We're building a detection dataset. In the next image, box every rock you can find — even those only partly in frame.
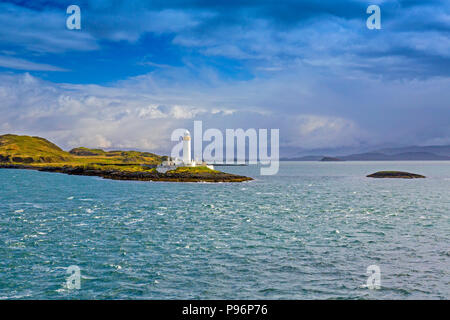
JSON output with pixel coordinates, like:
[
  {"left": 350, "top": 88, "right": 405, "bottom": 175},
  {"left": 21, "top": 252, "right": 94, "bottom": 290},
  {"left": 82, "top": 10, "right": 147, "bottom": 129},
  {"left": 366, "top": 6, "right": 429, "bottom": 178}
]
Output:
[{"left": 367, "top": 171, "right": 426, "bottom": 179}]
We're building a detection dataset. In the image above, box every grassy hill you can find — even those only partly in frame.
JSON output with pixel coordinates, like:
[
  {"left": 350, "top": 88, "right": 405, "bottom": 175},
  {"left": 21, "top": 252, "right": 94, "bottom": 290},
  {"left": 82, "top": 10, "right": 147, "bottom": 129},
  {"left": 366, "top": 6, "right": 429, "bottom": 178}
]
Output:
[
  {"left": 0, "top": 134, "right": 73, "bottom": 163},
  {"left": 0, "top": 134, "right": 163, "bottom": 169}
]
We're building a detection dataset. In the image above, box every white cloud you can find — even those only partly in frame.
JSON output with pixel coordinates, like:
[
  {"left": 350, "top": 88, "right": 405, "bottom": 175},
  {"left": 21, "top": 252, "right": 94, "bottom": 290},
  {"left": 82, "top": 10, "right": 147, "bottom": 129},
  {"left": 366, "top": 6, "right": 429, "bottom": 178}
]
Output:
[
  {"left": 68, "top": 134, "right": 112, "bottom": 149},
  {"left": 1, "top": 65, "right": 449, "bottom": 156},
  {"left": 0, "top": 55, "right": 68, "bottom": 71},
  {"left": 0, "top": 3, "right": 99, "bottom": 53},
  {"left": 0, "top": 73, "right": 240, "bottom": 154}
]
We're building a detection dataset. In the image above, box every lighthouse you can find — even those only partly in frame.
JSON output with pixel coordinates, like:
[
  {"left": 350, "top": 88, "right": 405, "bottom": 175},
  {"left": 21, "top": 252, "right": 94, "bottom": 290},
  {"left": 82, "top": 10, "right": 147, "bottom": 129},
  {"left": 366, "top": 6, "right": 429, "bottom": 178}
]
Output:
[
  {"left": 182, "top": 130, "right": 191, "bottom": 164},
  {"left": 156, "top": 128, "right": 214, "bottom": 173}
]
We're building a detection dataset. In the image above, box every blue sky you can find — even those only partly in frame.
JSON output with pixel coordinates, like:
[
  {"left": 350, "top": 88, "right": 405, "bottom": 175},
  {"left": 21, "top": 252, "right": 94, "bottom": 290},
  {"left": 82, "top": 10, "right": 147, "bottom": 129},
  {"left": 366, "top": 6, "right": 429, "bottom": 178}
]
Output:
[{"left": 0, "top": 0, "right": 449, "bottom": 155}]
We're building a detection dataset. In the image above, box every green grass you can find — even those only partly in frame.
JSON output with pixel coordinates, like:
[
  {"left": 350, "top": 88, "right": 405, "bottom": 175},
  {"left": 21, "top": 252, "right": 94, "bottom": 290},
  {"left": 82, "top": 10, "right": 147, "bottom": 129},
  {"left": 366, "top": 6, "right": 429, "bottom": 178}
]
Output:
[
  {"left": 69, "top": 147, "right": 162, "bottom": 164},
  {"left": 69, "top": 147, "right": 107, "bottom": 156},
  {"left": 167, "top": 166, "right": 219, "bottom": 174},
  {"left": 0, "top": 134, "right": 163, "bottom": 172},
  {"left": 77, "top": 164, "right": 156, "bottom": 173}
]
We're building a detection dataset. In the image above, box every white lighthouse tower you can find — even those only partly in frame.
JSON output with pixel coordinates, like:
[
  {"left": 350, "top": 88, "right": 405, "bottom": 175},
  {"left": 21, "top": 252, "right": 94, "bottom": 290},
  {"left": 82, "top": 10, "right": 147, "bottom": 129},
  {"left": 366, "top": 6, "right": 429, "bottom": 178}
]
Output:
[
  {"left": 182, "top": 130, "right": 191, "bottom": 165},
  {"left": 156, "top": 128, "right": 214, "bottom": 173}
]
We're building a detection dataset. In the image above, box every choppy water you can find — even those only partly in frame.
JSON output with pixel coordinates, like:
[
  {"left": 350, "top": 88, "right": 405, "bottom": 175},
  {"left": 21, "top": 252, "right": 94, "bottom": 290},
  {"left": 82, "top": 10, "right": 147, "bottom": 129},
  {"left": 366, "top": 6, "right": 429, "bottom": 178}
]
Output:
[{"left": 0, "top": 162, "right": 449, "bottom": 299}]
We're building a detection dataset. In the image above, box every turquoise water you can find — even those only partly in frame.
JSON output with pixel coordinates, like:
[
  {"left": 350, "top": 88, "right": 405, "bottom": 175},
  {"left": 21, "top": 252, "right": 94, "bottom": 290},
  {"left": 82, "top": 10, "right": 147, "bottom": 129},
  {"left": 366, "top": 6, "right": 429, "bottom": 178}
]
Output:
[{"left": 0, "top": 162, "right": 449, "bottom": 299}]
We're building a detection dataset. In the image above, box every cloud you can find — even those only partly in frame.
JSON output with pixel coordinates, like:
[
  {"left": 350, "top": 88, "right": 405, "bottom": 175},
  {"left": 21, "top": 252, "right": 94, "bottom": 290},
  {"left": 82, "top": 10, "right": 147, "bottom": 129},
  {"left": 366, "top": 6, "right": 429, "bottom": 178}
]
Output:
[
  {"left": 0, "top": 72, "right": 238, "bottom": 153},
  {"left": 85, "top": 9, "right": 209, "bottom": 43},
  {"left": 0, "top": 55, "right": 67, "bottom": 71},
  {"left": 1, "top": 69, "right": 449, "bottom": 156},
  {"left": 0, "top": 2, "right": 98, "bottom": 53},
  {"left": 290, "top": 115, "right": 364, "bottom": 149}
]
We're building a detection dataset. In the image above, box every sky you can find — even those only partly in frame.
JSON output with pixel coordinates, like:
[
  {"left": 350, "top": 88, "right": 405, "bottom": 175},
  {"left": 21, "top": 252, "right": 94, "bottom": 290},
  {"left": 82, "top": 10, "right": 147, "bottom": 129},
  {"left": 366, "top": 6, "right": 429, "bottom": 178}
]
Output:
[{"left": 0, "top": 0, "right": 449, "bottom": 156}]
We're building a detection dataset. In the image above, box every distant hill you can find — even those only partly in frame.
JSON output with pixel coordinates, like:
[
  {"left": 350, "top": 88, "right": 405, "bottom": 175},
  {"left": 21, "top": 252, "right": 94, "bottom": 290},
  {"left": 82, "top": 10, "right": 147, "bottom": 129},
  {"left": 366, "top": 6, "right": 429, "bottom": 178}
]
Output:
[
  {"left": 388, "top": 152, "right": 450, "bottom": 160},
  {"left": 282, "top": 145, "right": 450, "bottom": 161},
  {"left": 280, "top": 155, "right": 324, "bottom": 161},
  {"left": 374, "top": 145, "right": 450, "bottom": 157},
  {"left": 340, "top": 152, "right": 450, "bottom": 161}
]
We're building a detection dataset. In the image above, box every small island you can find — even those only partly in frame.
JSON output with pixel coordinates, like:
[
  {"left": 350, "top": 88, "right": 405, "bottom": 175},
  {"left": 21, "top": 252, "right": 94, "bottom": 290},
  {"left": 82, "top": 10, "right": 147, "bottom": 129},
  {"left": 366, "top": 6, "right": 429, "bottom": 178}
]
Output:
[
  {"left": 367, "top": 171, "right": 426, "bottom": 179},
  {"left": 0, "top": 134, "right": 252, "bottom": 183},
  {"left": 320, "top": 156, "right": 343, "bottom": 162}
]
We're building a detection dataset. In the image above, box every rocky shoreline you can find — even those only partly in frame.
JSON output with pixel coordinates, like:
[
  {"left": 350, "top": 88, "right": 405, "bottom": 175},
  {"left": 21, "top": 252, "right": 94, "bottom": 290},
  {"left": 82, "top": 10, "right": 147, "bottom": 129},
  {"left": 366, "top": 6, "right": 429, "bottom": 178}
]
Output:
[{"left": 0, "top": 164, "right": 253, "bottom": 183}]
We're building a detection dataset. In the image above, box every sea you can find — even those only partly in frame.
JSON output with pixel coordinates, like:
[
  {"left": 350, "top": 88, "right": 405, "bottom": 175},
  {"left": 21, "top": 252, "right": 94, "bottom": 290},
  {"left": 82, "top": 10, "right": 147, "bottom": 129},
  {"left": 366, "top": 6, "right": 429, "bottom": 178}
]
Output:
[{"left": 0, "top": 161, "right": 449, "bottom": 299}]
